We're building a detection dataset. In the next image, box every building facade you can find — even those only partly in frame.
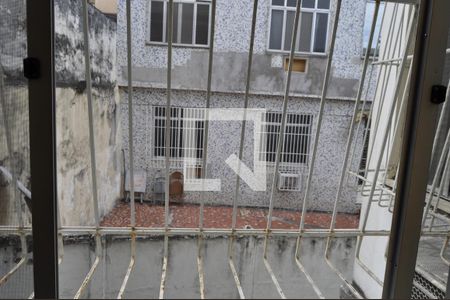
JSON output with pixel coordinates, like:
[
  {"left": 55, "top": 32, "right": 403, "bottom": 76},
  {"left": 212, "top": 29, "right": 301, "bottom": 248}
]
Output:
[{"left": 116, "top": 0, "right": 373, "bottom": 213}]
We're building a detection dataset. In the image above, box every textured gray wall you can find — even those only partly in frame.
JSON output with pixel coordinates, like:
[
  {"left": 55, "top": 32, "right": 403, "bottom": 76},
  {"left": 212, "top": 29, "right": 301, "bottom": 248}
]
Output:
[
  {"left": 116, "top": 0, "right": 368, "bottom": 213},
  {"left": 120, "top": 88, "right": 364, "bottom": 213},
  {"left": 116, "top": 0, "right": 369, "bottom": 98}
]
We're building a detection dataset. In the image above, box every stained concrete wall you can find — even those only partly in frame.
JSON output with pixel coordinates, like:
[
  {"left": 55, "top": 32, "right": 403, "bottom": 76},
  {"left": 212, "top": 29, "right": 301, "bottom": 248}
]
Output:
[
  {"left": 0, "top": 1, "right": 30, "bottom": 226},
  {"left": 0, "top": 235, "right": 356, "bottom": 298},
  {"left": 56, "top": 87, "right": 122, "bottom": 226},
  {"left": 0, "top": 0, "right": 123, "bottom": 226},
  {"left": 54, "top": 0, "right": 122, "bottom": 226}
]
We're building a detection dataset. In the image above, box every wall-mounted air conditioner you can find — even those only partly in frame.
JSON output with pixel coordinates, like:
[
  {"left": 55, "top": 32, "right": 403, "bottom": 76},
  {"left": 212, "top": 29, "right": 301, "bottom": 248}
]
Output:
[{"left": 278, "top": 172, "right": 301, "bottom": 191}]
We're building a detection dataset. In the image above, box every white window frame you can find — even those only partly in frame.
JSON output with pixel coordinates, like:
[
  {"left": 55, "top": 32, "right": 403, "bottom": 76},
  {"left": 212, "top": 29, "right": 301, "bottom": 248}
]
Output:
[
  {"left": 152, "top": 106, "right": 206, "bottom": 166},
  {"left": 146, "top": 0, "right": 212, "bottom": 48},
  {"left": 258, "top": 111, "right": 313, "bottom": 167},
  {"left": 267, "top": 0, "right": 331, "bottom": 56}
]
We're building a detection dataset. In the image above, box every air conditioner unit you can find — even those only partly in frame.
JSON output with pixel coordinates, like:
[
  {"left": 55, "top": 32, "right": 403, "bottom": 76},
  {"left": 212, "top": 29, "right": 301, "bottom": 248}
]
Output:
[{"left": 278, "top": 172, "right": 301, "bottom": 191}]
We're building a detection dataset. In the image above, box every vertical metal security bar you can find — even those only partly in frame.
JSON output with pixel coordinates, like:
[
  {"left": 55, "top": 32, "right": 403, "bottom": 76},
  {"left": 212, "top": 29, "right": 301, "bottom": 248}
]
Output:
[
  {"left": 27, "top": 0, "right": 59, "bottom": 296},
  {"left": 357, "top": 3, "right": 405, "bottom": 198},
  {"left": 0, "top": 66, "right": 27, "bottom": 286},
  {"left": 293, "top": 1, "right": 342, "bottom": 299},
  {"left": 440, "top": 237, "right": 450, "bottom": 266},
  {"left": 347, "top": 2, "right": 388, "bottom": 181},
  {"left": 429, "top": 83, "right": 450, "bottom": 228},
  {"left": 197, "top": 1, "right": 216, "bottom": 298},
  {"left": 28, "top": 202, "right": 64, "bottom": 299},
  {"left": 198, "top": 0, "right": 216, "bottom": 231},
  {"left": 160, "top": 0, "right": 174, "bottom": 298},
  {"left": 323, "top": 1, "right": 381, "bottom": 298},
  {"left": 117, "top": 0, "right": 136, "bottom": 298},
  {"left": 355, "top": 4, "right": 417, "bottom": 287},
  {"left": 422, "top": 75, "right": 450, "bottom": 228},
  {"left": 423, "top": 130, "right": 450, "bottom": 227},
  {"left": 427, "top": 95, "right": 450, "bottom": 224},
  {"left": 376, "top": 60, "right": 413, "bottom": 209},
  {"left": 366, "top": 4, "right": 408, "bottom": 197},
  {"left": 430, "top": 79, "right": 450, "bottom": 173},
  {"left": 352, "top": 2, "right": 401, "bottom": 189},
  {"left": 74, "top": 1, "right": 102, "bottom": 298},
  {"left": 263, "top": 0, "right": 302, "bottom": 298},
  {"left": 384, "top": 0, "right": 450, "bottom": 297},
  {"left": 227, "top": 0, "right": 258, "bottom": 298}
]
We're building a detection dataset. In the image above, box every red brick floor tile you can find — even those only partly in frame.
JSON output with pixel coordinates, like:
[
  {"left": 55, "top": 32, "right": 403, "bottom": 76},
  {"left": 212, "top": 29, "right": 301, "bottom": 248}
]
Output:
[{"left": 100, "top": 201, "right": 360, "bottom": 229}]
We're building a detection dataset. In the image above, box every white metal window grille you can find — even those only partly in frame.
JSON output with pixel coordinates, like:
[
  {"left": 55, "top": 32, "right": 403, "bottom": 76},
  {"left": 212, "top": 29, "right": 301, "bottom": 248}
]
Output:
[
  {"left": 268, "top": 0, "right": 330, "bottom": 54},
  {"left": 259, "top": 111, "right": 313, "bottom": 166},
  {"left": 153, "top": 106, "right": 205, "bottom": 164},
  {"left": 3, "top": 0, "right": 450, "bottom": 299},
  {"left": 147, "top": 0, "right": 212, "bottom": 46}
]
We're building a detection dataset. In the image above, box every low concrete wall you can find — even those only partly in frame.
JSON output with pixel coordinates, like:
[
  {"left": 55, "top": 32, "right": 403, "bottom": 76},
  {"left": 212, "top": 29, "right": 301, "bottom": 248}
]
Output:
[
  {"left": 59, "top": 236, "right": 356, "bottom": 298},
  {"left": 0, "top": 235, "right": 356, "bottom": 298}
]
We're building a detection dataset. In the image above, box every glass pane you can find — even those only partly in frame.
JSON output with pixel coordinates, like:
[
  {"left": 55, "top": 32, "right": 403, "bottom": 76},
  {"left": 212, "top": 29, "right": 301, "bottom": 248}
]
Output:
[
  {"left": 317, "top": 0, "right": 330, "bottom": 9},
  {"left": 284, "top": 11, "right": 295, "bottom": 51},
  {"left": 150, "top": 1, "right": 164, "bottom": 42},
  {"left": 287, "top": 0, "right": 297, "bottom": 7},
  {"left": 195, "top": 4, "right": 209, "bottom": 45},
  {"left": 171, "top": 3, "right": 179, "bottom": 43},
  {"left": 313, "top": 13, "right": 328, "bottom": 52},
  {"left": 181, "top": 3, "right": 194, "bottom": 44},
  {"left": 269, "top": 10, "right": 284, "bottom": 50},
  {"left": 272, "top": 0, "right": 285, "bottom": 6},
  {"left": 302, "top": 0, "right": 315, "bottom": 8},
  {"left": 298, "top": 12, "right": 313, "bottom": 52},
  {"left": 363, "top": 2, "right": 385, "bottom": 56}
]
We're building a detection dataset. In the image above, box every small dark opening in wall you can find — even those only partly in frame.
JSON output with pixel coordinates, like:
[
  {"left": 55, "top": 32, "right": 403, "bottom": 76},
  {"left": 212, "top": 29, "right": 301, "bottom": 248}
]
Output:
[
  {"left": 75, "top": 80, "right": 87, "bottom": 94},
  {"left": 284, "top": 57, "right": 307, "bottom": 73}
]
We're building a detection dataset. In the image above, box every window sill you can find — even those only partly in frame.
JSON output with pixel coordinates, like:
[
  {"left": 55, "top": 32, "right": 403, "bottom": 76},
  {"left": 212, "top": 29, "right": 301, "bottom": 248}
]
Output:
[
  {"left": 257, "top": 161, "right": 309, "bottom": 167},
  {"left": 266, "top": 49, "right": 328, "bottom": 58},
  {"left": 145, "top": 41, "right": 210, "bottom": 50}
]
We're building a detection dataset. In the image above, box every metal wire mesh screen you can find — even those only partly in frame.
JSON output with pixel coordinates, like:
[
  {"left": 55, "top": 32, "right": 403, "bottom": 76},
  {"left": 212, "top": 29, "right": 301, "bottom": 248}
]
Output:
[{"left": 411, "top": 271, "right": 446, "bottom": 299}]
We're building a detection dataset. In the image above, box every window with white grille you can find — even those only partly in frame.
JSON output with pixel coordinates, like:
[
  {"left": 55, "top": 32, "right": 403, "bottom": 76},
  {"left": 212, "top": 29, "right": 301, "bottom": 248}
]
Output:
[
  {"left": 259, "top": 112, "right": 313, "bottom": 165},
  {"left": 153, "top": 106, "right": 205, "bottom": 162},
  {"left": 268, "top": 0, "right": 330, "bottom": 54},
  {"left": 147, "top": 0, "right": 211, "bottom": 46}
]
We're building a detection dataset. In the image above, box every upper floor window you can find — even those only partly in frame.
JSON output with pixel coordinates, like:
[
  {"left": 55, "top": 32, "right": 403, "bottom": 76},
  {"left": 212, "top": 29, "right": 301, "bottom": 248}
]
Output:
[
  {"left": 362, "top": 0, "right": 385, "bottom": 57},
  {"left": 268, "top": 0, "right": 330, "bottom": 54},
  {"left": 147, "top": 0, "right": 211, "bottom": 47}
]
